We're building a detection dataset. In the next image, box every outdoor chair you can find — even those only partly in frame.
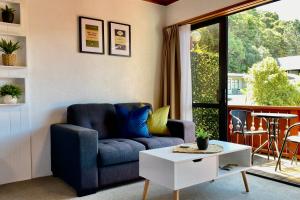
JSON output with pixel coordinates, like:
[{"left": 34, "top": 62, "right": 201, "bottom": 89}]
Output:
[
  {"left": 230, "top": 110, "right": 268, "bottom": 164},
  {"left": 276, "top": 122, "right": 300, "bottom": 171}
]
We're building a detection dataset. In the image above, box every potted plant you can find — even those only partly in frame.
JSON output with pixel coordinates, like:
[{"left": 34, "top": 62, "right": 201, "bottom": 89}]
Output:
[
  {"left": 0, "top": 84, "right": 22, "bottom": 104},
  {"left": 195, "top": 128, "right": 211, "bottom": 150},
  {"left": 1, "top": 5, "right": 16, "bottom": 23},
  {"left": 0, "top": 39, "right": 20, "bottom": 66}
]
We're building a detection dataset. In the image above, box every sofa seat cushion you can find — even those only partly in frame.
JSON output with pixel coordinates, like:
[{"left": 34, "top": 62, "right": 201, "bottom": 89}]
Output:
[
  {"left": 98, "top": 139, "right": 146, "bottom": 167},
  {"left": 132, "top": 136, "right": 184, "bottom": 149}
]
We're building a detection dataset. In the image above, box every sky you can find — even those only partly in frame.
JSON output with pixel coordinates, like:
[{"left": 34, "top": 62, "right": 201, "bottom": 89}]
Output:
[{"left": 257, "top": 0, "right": 300, "bottom": 21}]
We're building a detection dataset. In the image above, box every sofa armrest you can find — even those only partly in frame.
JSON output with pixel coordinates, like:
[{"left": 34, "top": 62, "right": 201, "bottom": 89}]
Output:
[
  {"left": 51, "top": 124, "right": 98, "bottom": 196},
  {"left": 167, "top": 120, "right": 196, "bottom": 143}
]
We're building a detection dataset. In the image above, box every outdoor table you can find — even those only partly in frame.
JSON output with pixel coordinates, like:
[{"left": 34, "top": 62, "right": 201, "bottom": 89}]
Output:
[{"left": 251, "top": 112, "right": 297, "bottom": 170}]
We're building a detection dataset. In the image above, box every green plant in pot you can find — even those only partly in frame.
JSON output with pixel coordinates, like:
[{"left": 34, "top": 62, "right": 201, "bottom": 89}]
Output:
[
  {"left": 195, "top": 128, "right": 211, "bottom": 150},
  {"left": 1, "top": 5, "right": 16, "bottom": 23},
  {"left": 0, "top": 84, "right": 22, "bottom": 104},
  {"left": 0, "top": 39, "right": 20, "bottom": 66}
]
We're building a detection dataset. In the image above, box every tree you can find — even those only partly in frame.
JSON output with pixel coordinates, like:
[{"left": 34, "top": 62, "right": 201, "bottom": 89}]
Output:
[
  {"left": 228, "top": 9, "right": 300, "bottom": 73},
  {"left": 228, "top": 33, "right": 246, "bottom": 72},
  {"left": 228, "top": 9, "right": 266, "bottom": 72},
  {"left": 193, "top": 9, "right": 300, "bottom": 73},
  {"left": 245, "top": 57, "right": 300, "bottom": 106},
  {"left": 282, "top": 21, "right": 300, "bottom": 55},
  {"left": 192, "top": 25, "right": 219, "bottom": 53}
]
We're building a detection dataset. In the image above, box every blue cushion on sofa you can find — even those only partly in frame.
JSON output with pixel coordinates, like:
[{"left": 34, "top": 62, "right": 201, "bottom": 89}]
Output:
[{"left": 115, "top": 105, "right": 151, "bottom": 138}]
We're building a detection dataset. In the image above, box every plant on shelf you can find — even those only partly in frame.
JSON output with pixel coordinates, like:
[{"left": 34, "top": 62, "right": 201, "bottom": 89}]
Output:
[
  {"left": 195, "top": 128, "right": 211, "bottom": 150},
  {"left": 0, "top": 38, "right": 21, "bottom": 66},
  {"left": 0, "top": 84, "right": 22, "bottom": 104},
  {"left": 1, "top": 5, "right": 16, "bottom": 23}
]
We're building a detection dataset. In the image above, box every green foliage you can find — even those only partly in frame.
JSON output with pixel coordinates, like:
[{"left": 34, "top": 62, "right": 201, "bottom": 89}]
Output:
[
  {"left": 192, "top": 24, "right": 219, "bottom": 53},
  {"left": 0, "top": 84, "right": 22, "bottom": 98},
  {"left": 193, "top": 9, "right": 300, "bottom": 73},
  {"left": 191, "top": 50, "right": 219, "bottom": 140},
  {"left": 194, "top": 9, "right": 300, "bottom": 73},
  {"left": 1, "top": 5, "right": 16, "bottom": 13},
  {"left": 193, "top": 108, "right": 219, "bottom": 140},
  {"left": 191, "top": 50, "right": 219, "bottom": 103},
  {"left": 245, "top": 57, "right": 300, "bottom": 106},
  {"left": 229, "top": 9, "right": 300, "bottom": 72},
  {"left": 195, "top": 127, "right": 211, "bottom": 139},
  {"left": 0, "top": 39, "right": 20, "bottom": 54}
]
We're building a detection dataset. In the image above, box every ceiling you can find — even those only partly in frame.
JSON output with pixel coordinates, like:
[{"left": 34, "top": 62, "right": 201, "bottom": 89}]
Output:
[{"left": 144, "top": 0, "right": 178, "bottom": 6}]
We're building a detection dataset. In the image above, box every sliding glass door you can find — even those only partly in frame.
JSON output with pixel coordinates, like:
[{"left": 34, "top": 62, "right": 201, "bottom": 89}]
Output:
[{"left": 191, "top": 17, "right": 228, "bottom": 141}]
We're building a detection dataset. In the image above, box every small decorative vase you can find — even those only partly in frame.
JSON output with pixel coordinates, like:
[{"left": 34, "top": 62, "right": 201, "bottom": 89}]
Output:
[
  {"left": 2, "top": 11, "right": 14, "bottom": 23},
  {"left": 196, "top": 137, "right": 209, "bottom": 150},
  {"left": 3, "top": 95, "right": 17, "bottom": 104},
  {"left": 2, "top": 54, "right": 16, "bottom": 66}
]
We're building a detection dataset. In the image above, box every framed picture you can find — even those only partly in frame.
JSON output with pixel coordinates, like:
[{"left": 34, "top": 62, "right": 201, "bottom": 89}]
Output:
[
  {"left": 108, "top": 22, "right": 131, "bottom": 57},
  {"left": 79, "top": 16, "right": 104, "bottom": 54}
]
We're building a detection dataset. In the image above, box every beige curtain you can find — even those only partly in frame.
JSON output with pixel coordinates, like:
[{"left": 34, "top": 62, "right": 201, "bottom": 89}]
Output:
[{"left": 160, "top": 25, "right": 181, "bottom": 119}]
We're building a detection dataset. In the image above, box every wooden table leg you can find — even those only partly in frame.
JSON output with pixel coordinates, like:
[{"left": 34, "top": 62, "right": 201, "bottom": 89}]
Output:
[
  {"left": 173, "top": 190, "right": 179, "bottom": 200},
  {"left": 241, "top": 171, "right": 249, "bottom": 192},
  {"left": 142, "top": 179, "right": 150, "bottom": 200}
]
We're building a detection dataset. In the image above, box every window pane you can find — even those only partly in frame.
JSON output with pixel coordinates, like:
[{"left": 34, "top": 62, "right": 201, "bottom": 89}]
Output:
[{"left": 191, "top": 24, "right": 219, "bottom": 104}]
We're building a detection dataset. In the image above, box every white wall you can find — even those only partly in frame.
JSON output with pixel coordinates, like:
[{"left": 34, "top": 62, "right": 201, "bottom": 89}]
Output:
[
  {"left": 27, "top": 0, "right": 165, "bottom": 178},
  {"left": 166, "top": 0, "right": 245, "bottom": 26}
]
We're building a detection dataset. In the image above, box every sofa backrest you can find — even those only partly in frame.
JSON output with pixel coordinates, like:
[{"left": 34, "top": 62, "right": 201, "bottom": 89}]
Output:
[
  {"left": 67, "top": 104, "right": 117, "bottom": 139},
  {"left": 67, "top": 103, "right": 152, "bottom": 139},
  {"left": 114, "top": 103, "right": 152, "bottom": 112}
]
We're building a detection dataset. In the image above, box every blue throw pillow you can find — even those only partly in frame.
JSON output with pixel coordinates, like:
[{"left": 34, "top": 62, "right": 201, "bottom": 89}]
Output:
[{"left": 115, "top": 105, "right": 151, "bottom": 138}]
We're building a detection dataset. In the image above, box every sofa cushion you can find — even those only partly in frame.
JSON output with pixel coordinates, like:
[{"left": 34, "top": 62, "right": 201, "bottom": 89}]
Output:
[
  {"left": 115, "top": 104, "right": 151, "bottom": 138},
  {"left": 97, "top": 139, "right": 146, "bottom": 167},
  {"left": 147, "top": 106, "right": 170, "bottom": 135},
  {"left": 67, "top": 104, "right": 117, "bottom": 139},
  {"left": 132, "top": 136, "right": 184, "bottom": 149}
]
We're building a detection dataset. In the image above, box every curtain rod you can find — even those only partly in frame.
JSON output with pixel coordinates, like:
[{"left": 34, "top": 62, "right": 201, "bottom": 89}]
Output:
[{"left": 165, "top": 0, "right": 275, "bottom": 29}]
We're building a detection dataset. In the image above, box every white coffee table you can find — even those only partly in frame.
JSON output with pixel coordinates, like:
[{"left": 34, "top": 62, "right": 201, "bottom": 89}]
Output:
[{"left": 139, "top": 140, "right": 252, "bottom": 200}]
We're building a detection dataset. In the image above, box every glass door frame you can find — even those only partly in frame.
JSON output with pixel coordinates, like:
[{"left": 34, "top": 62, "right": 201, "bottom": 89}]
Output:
[{"left": 191, "top": 16, "right": 228, "bottom": 141}]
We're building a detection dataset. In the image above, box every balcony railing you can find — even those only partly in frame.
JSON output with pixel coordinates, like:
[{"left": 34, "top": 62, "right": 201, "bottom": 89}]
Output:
[{"left": 228, "top": 105, "right": 300, "bottom": 159}]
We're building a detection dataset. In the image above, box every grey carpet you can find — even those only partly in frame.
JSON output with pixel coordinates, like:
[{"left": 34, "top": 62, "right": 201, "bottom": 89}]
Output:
[{"left": 0, "top": 174, "right": 299, "bottom": 200}]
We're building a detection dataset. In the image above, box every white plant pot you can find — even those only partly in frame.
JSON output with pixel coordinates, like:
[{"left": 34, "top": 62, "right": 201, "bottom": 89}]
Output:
[{"left": 3, "top": 95, "right": 18, "bottom": 104}]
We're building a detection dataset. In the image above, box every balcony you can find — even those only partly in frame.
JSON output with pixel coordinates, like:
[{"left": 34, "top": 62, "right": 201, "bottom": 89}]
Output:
[
  {"left": 226, "top": 105, "right": 300, "bottom": 186},
  {"left": 228, "top": 105, "right": 300, "bottom": 159}
]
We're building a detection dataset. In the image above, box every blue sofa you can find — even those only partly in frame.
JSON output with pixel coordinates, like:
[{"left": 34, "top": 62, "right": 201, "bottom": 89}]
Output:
[{"left": 51, "top": 103, "right": 195, "bottom": 196}]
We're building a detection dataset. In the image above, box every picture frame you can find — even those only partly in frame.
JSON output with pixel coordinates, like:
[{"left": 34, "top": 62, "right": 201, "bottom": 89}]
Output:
[
  {"left": 79, "top": 16, "right": 105, "bottom": 54},
  {"left": 108, "top": 22, "right": 131, "bottom": 57}
]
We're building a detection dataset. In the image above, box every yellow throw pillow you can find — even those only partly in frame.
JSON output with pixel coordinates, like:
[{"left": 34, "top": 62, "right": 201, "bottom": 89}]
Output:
[{"left": 147, "top": 106, "right": 170, "bottom": 135}]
